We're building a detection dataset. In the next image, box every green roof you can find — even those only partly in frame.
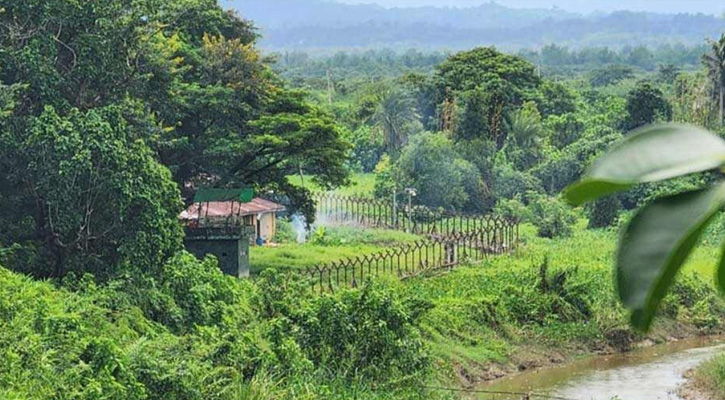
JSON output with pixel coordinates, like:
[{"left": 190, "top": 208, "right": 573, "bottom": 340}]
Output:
[{"left": 193, "top": 188, "right": 254, "bottom": 203}]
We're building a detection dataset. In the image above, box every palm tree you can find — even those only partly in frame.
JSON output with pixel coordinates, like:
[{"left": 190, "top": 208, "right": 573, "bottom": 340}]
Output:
[
  {"left": 370, "top": 85, "right": 420, "bottom": 154},
  {"left": 505, "top": 107, "right": 545, "bottom": 169},
  {"left": 703, "top": 34, "right": 725, "bottom": 125}
]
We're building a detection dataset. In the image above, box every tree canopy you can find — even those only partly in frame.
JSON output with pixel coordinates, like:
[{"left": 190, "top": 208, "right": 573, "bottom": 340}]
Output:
[
  {"left": 0, "top": 0, "right": 349, "bottom": 278},
  {"left": 0, "top": 105, "right": 183, "bottom": 279}
]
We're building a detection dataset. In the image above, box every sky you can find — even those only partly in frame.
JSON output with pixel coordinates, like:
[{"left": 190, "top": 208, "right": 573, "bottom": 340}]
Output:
[{"left": 332, "top": 0, "right": 725, "bottom": 15}]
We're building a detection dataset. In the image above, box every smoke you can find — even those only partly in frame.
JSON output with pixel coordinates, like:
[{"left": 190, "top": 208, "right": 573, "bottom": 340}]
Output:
[{"left": 290, "top": 214, "right": 308, "bottom": 244}]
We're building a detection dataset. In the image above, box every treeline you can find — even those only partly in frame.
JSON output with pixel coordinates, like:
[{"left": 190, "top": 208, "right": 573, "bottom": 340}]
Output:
[
  {"left": 274, "top": 48, "right": 449, "bottom": 81},
  {"left": 518, "top": 42, "right": 709, "bottom": 73},
  {"left": 274, "top": 42, "right": 709, "bottom": 85},
  {"left": 234, "top": 0, "right": 725, "bottom": 51}
]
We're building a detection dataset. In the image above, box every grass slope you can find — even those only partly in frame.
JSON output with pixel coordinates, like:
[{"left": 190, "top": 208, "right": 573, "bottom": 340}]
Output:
[
  {"left": 399, "top": 224, "right": 725, "bottom": 385},
  {"left": 3, "top": 217, "right": 724, "bottom": 399}
]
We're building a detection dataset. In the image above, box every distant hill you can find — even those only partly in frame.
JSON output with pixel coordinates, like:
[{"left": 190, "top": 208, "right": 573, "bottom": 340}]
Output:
[{"left": 226, "top": 0, "right": 725, "bottom": 52}]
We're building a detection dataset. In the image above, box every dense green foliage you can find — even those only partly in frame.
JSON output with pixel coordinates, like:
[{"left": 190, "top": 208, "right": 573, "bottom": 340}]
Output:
[
  {"left": 0, "top": 0, "right": 350, "bottom": 278},
  {"left": 0, "top": 104, "right": 183, "bottom": 279},
  {"left": 287, "top": 38, "right": 725, "bottom": 242},
  {"left": 4, "top": 0, "right": 725, "bottom": 397},
  {"left": 383, "top": 133, "right": 486, "bottom": 211},
  {"left": 565, "top": 124, "right": 725, "bottom": 330},
  {"left": 0, "top": 257, "right": 436, "bottom": 399},
  {"left": 4, "top": 223, "right": 724, "bottom": 399},
  {"left": 623, "top": 81, "right": 672, "bottom": 130}
]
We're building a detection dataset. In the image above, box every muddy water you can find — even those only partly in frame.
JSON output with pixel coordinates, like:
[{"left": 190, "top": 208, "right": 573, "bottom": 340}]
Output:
[{"left": 481, "top": 337, "right": 725, "bottom": 400}]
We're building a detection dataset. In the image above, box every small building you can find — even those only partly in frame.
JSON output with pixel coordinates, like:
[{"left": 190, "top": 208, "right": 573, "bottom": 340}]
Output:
[
  {"left": 181, "top": 198, "right": 286, "bottom": 244},
  {"left": 183, "top": 224, "right": 254, "bottom": 278},
  {"left": 180, "top": 195, "right": 286, "bottom": 278}
]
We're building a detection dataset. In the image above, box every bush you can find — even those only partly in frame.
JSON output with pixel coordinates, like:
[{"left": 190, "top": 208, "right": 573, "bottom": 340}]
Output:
[
  {"left": 527, "top": 194, "right": 578, "bottom": 238},
  {"left": 373, "top": 154, "right": 396, "bottom": 199},
  {"left": 392, "top": 132, "right": 488, "bottom": 211},
  {"left": 0, "top": 265, "right": 244, "bottom": 400},
  {"left": 287, "top": 281, "right": 429, "bottom": 382},
  {"left": 254, "top": 271, "right": 430, "bottom": 384},
  {"left": 494, "top": 196, "right": 532, "bottom": 222},
  {"left": 491, "top": 162, "right": 542, "bottom": 201},
  {"left": 587, "top": 196, "right": 621, "bottom": 228},
  {"left": 104, "top": 252, "right": 255, "bottom": 334},
  {"left": 274, "top": 218, "right": 298, "bottom": 243}
]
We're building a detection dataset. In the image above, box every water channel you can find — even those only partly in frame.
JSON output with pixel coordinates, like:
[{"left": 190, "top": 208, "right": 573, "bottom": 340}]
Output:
[{"left": 479, "top": 337, "right": 725, "bottom": 400}]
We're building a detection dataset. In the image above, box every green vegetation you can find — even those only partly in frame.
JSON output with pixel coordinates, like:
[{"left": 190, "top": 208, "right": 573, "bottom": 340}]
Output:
[
  {"left": 0, "top": 255, "right": 438, "bottom": 400},
  {"left": 690, "top": 356, "right": 725, "bottom": 400},
  {"left": 4, "top": 0, "right": 725, "bottom": 398},
  {"left": 565, "top": 124, "right": 725, "bottom": 330},
  {"left": 237, "top": 0, "right": 725, "bottom": 52},
  {"left": 4, "top": 221, "right": 724, "bottom": 399},
  {"left": 408, "top": 224, "right": 725, "bottom": 381},
  {"left": 252, "top": 226, "right": 420, "bottom": 274}
]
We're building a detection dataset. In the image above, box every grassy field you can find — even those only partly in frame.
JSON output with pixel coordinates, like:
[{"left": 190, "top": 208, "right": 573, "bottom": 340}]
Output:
[
  {"left": 251, "top": 226, "right": 421, "bottom": 274},
  {"left": 288, "top": 173, "right": 376, "bottom": 197}
]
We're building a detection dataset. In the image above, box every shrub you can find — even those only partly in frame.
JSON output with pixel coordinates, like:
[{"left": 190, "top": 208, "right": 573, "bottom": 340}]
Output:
[
  {"left": 106, "top": 252, "right": 255, "bottom": 334},
  {"left": 586, "top": 196, "right": 621, "bottom": 229},
  {"left": 491, "top": 162, "right": 542, "bottom": 200},
  {"left": 274, "top": 218, "right": 298, "bottom": 243},
  {"left": 0, "top": 265, "right": 236, "bottom": 400},
  {"left": 373, "top": 154, "right": 396, "bottom": 199},
  {"left": 293, "top": 282, "right": 429, "bottom": 381},
  {"left": 527, "top": 194, "right": 578, "bottom": 238},
  {"left": 259, "top": 277, "right": 430, "bottom": 383},
  {"left": 494, "top": 196, "right": 532, "bottom": 222},
  {"left": 392, "top": 132, "right": 488, "bottom": 212}
]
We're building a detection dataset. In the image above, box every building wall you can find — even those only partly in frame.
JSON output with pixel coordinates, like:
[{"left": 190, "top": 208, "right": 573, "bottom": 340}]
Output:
[
  {"left": 184, "top": 236, "right": 250, "bottom": 278},
  {"left": 259, "top": 213, "right": 276, "bottom": 241}
]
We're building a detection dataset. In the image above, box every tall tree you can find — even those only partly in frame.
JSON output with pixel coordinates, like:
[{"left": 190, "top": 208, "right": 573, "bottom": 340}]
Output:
[
  {"left": 0, "top": 0, "right": 350, "bottom": 277},
  {"left": 703, "top": 34, "right": 725, "bottom": 125},
  {"left": 0, "top": 0, "right": 349, "bottom": 211},
  {"left": 369, "top": 86, "right": 420, "bottom": 154},
  {"left": 436, "top": 47, "right": 540, "bottom": 103},
  {"left": 0, "top": 104, "right": 183, "bottom": 279},
  {"left": 623, "top": 81, "right": 672, "bottom": 131}
]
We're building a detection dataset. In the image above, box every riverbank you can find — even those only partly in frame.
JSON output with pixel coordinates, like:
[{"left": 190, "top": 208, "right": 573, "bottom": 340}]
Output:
[
  {"left": 680, "top": 353, "right": 725, "bottom": 400},
  {"left": 484, "top": 337, "right": 725, "bottom": 400},
  {"left": 396, "top": 225, "right": 725, "bottom": 394}
]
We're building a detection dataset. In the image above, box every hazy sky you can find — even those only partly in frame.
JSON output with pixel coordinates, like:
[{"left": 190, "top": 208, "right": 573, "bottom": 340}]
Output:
[{"left": 332, "top": 0, "right": 725, "bottom": 15}]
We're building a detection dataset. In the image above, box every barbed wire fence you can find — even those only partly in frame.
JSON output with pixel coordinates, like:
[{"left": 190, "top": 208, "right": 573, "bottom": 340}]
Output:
[
  {"left": 314, "top": 193, "right": 515, "bottom": 237},
  {"left": 300, "top": 194, "right": 520, "bottom": 293},
  {"left": 303, "top": 226, "right": 518, "bottom": 294}
]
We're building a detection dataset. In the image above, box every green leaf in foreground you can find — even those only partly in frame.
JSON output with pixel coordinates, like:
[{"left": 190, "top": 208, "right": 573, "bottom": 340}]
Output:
[
  {"left": 718, "top": 244, "right": 725, "bottom": 296},
  {"left": 617, "top": 183, "right": 725, "bottom": 331},
  {"left": 565, "top": 124, "right": 725, "bottom": 206}
]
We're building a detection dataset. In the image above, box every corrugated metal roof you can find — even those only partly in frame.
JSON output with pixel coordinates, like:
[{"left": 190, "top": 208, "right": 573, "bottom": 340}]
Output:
[{"left": 180, "top": 198, "right": 286, "bottom": 221}]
